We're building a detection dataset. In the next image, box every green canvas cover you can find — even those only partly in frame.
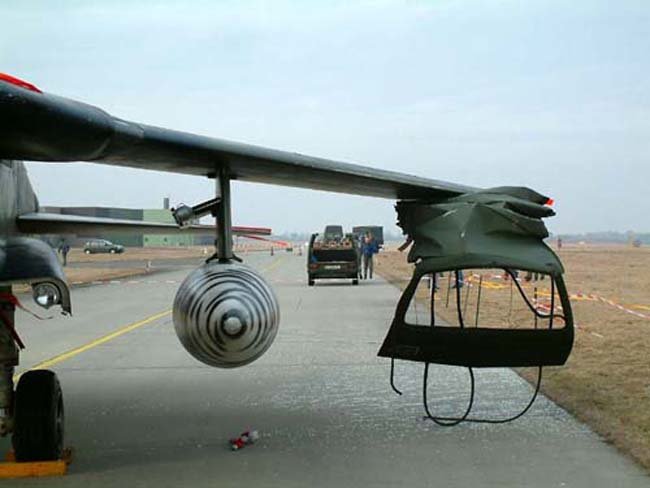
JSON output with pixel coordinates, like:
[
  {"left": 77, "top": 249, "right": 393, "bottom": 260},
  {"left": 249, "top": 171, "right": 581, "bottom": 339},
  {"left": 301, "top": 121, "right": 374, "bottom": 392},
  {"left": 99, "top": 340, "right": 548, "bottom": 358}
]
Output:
[{"left": 397, "top": 187, "right": 564, "bottom": 276}]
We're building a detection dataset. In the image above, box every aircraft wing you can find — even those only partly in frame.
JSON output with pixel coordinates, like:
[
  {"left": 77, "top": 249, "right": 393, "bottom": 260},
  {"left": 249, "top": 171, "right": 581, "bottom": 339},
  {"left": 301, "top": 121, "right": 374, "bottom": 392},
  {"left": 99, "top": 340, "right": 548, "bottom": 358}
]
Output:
[
  {"left": 0, "top": 77, "right": 474, "bottom": 200},
  {"left": 16, "top": 212, "right": 271, "bottom": 236}
]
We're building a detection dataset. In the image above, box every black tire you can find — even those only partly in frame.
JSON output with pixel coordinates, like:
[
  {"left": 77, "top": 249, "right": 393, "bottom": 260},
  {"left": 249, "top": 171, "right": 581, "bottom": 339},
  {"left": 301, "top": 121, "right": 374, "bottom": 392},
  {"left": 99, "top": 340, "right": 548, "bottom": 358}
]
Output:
[
  {"left": 84, "top": 249, "right": 91, "bottom": 254},
  {"left": 308, "top": 279, "right": 315, "bottom": 287},
  {"left": 110, "top": 249, "right": 116, "bottom": 254},
  {"left": 12, "top": 370, "right": 64, "bottom": 462},
  {"left": 352, "top": 279, "right": 359, "bottom": 285}
]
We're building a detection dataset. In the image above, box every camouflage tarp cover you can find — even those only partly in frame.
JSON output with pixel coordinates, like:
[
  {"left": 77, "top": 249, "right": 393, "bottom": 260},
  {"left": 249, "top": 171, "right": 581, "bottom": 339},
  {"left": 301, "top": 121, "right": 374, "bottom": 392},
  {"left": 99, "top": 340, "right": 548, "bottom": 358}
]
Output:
[{"left": 397, "top": 187, "right": 563, "bottom": 276}]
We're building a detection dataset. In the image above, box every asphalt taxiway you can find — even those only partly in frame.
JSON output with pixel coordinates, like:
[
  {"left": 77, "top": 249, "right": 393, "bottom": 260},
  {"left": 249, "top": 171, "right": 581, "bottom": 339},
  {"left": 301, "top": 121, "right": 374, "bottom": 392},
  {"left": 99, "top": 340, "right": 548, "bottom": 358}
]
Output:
[{"left": 2, "top": 253, "right": 648, "bottom": 487}]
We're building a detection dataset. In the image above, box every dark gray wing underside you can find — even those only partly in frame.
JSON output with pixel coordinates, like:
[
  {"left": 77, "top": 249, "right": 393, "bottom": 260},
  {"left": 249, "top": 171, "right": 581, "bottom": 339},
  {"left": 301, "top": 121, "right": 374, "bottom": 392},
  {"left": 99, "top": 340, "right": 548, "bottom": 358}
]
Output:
[
  {"left": 0, "top": 81, "right": 475, "bottom": 200},
  {"left": 17, "top": 213, "right": 270, "bottom": 236}
]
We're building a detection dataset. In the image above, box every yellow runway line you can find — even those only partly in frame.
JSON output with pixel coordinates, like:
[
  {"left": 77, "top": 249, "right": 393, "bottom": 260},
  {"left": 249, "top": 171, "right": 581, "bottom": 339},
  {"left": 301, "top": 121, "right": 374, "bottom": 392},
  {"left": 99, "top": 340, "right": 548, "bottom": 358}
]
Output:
[
  {"left": 262, "top": 256, "right": 285, "bottom": 274},
  {"left": 14, "top": 256, "right": 285, "bottom": 380},
  {"left": 14, "top": 309, "right": 171, "bottom": 381}
]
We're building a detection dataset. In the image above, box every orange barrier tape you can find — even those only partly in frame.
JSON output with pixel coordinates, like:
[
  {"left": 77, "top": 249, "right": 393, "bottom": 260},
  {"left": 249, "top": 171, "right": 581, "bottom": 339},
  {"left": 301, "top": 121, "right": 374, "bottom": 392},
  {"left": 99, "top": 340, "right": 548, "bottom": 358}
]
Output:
[
  {"left": 394, "top": 271, "right": 649, "bottom": 323},
  {"left": 463, "top": 273, "right": 650, "bottom": 321}
]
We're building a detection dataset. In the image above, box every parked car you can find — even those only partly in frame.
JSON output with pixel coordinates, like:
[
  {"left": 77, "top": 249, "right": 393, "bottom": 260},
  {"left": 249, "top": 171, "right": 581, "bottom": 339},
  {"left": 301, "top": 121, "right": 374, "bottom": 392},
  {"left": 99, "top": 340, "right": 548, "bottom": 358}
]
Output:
[{"left": 83, "top": 239, "right": 125, "bottom": 254}]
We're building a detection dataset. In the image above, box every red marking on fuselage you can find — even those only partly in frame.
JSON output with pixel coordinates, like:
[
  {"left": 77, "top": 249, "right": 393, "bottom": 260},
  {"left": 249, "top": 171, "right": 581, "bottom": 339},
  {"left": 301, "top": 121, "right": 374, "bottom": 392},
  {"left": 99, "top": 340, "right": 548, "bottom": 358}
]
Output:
[{"left": 0, "top": 73, "right": 42, "bottom": 93}]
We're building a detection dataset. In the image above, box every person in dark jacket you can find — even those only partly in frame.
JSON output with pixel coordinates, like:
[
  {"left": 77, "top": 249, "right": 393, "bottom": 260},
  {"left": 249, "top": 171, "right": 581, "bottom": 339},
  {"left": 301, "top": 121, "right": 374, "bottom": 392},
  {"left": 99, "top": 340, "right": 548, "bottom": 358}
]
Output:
[
  {"left": 58, "top": 241, "right": 71, "bottom": 266},
  {"left": 362, "top": 233, "right": 379, "bottom": 279},
  {"left": 356, "top": 233, "right": 365, "bottom": 279}
]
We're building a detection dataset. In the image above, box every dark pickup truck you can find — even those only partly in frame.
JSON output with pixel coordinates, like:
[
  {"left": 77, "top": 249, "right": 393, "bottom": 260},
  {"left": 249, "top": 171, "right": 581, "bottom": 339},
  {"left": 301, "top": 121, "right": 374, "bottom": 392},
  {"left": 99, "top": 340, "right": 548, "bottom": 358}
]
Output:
[{"left": 307, "top": 232, "right": 359, "bottom": 286}]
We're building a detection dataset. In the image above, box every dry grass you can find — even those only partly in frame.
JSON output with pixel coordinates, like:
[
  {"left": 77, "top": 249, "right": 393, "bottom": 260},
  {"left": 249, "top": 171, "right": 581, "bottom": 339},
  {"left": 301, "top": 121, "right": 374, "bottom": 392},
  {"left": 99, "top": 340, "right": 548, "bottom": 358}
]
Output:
[
  {"left": 376, "top": 244, "right": 650, "bottom": 471},
  {"left": 53, "top": 247, "right": 205, "bottom": 285},
  {"left": 68, "top": 243, "right": 282, "bottom": 264},
  {"left": 61, "top": 244, "right": 278, "bottom": 284},
  {"left": 67, "top": 246, "right": 210, "bottom": 264},
  {"left": 64, "top": 267, "right": 151, "bottom": 284}
]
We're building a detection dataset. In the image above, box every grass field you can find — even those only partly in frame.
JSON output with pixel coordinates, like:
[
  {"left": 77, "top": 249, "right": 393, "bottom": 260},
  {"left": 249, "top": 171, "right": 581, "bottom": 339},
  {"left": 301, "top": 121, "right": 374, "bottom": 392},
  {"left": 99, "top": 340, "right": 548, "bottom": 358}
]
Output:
[
  {"left": 60, "top": 244, "right": 280, "bottom": 284},
  {"left": 375, "top": 244, "right": 650, "bottom": 471},
  {"left": 59, "top": 247, "right": 206, "bottom": 284},
  {"left": 68, "top": 246, "right": 208, "bottom": 263}
]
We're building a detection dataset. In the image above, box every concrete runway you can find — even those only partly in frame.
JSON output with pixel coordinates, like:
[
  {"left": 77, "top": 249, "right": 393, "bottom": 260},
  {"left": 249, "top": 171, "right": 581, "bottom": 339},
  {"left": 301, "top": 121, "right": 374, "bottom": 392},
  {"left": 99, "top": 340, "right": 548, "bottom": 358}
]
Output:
[{"left": 2, "top": 253, "right": 648, "bottom": 487}]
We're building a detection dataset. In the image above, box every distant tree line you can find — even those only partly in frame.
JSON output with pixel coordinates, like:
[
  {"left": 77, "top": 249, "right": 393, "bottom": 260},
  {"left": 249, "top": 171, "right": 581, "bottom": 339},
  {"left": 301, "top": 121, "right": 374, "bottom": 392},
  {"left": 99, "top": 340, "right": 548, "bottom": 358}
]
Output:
[
  {"left": 554, "top": 231, "right": 649, "bottom": 245},
  {"left": 274, "top": 229, "right": 406, "bottom": 242},
  {"left": 272, "top": 230, "right": 649, "bottom": 246}
]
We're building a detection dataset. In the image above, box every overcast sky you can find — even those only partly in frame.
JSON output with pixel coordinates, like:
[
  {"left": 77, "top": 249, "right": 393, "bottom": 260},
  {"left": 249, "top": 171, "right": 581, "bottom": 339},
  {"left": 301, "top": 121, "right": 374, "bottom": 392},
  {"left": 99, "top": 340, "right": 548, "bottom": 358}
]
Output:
[{"left": 2, "top": 1, "right": 648, "bottom": 235}]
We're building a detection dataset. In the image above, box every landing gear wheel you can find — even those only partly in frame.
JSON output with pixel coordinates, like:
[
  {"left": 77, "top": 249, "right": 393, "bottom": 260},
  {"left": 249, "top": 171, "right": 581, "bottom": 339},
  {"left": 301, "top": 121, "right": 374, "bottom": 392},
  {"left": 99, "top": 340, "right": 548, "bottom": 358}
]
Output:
[
  {"left": 352, "top": 279, "right": 359, "bottom": 285},
  {"left": 12, "top": 370, "right": 64, "bottom": 462}
]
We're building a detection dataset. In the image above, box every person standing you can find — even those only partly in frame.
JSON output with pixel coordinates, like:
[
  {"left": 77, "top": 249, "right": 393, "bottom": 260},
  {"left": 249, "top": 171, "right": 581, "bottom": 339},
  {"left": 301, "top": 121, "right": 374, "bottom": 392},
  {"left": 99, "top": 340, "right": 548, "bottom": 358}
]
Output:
[
  {"left": 356, "top": 233, "right": 364, "bottom": 279},
  {"left": 60, "top": 242, "right": 70, "bottom": 266},
  {"left": 362, "top": 232, "right": 378, "bottom": 280}
]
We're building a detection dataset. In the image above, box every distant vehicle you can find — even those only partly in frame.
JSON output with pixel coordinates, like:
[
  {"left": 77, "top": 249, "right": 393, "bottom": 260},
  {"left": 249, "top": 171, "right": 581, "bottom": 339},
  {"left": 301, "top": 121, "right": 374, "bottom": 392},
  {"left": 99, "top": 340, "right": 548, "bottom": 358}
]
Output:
[
  {"left": 83, "top": 239, "right": 125, "bottom": 254},
  {"left": 307, "top": 230, "right": 359, "bottom": 286},
  {"left": 323, "top": 225, "right": 344, "bottom": 242},
  {"left": 352, "top": 225, "right": 384, "bottom": 248}
]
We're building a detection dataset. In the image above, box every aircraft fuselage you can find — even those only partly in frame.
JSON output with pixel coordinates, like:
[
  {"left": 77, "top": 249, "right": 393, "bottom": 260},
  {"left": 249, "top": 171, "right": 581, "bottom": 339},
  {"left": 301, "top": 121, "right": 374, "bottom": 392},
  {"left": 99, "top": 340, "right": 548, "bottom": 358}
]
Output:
[{"left": 0, "top": 160, "right": 39, "bottom": 241}]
